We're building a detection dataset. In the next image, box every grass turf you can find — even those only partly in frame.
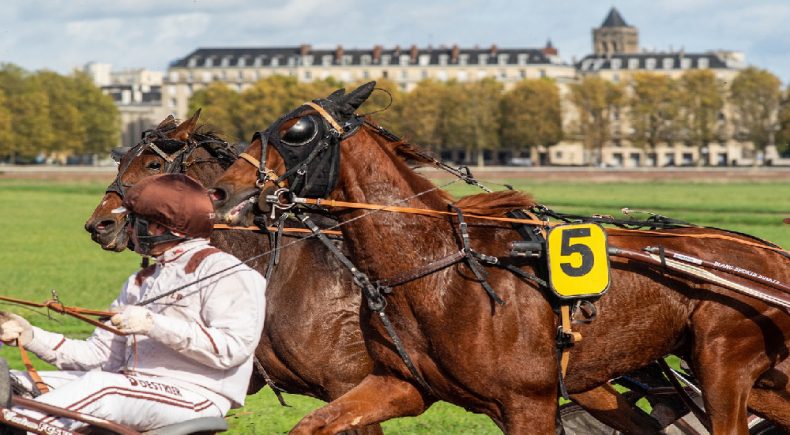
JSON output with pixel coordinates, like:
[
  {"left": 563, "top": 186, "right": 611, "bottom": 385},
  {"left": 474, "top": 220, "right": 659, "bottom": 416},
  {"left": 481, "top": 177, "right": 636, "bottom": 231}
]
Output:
[{"left": 0, "top": 177, "right": 786, "bottom": 433}]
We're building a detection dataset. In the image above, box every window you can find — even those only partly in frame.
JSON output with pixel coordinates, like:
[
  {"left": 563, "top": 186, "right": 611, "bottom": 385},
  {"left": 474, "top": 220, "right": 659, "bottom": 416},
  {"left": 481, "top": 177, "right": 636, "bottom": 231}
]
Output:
[
  {"left": 169, "top": 98, "right": 176, "bottom": 109},
  {"left": 438, "top": 54, "right": 448, "bottom": 66},
  {"left": 202, "top": 72, "right": 211, "bottom": 82},
  {"left": 271, "top": 56, "right": 280, "bottom": 67},
  {"left": 628, "top": 58, "right": 639, "bottom": 69},
  {"left": 169, "top": 72, "right": 179, "bottom": 82},
  {"left": 400, "top": 70, "right": 409, "bottom": 79},
  {"left": 399, "top": 55, "right": 410, "bottom": 65},
  {"left": 682, "top": 153, "right": 694, "bottom": 165},
  {"left": 611, "top": 58, "right": 622, "bottom": 69},
  {"left": 662, "top": 58, "right": 674, "bottom": 69},
  {"left": 205, "top": 57, "right": 214, "bottom": 67},
  {"left": 342, "top": 55, "right": 352, "bottom": 66},
  {"left": 437, "top": 70, "right": 447, "bottom": 81},
  {"left": 287, "top": 56, "right": 296, "bottom": 67},
  {"left": 381, "top": 55, "right": 391, "bottom": 65},
  {"left": 645, "top": 58, "right": 656, "bottom": 69},
  {"left": 237, "top": 70, "right": 244, "bottom": 80},
  {"left": 304, "top": 71, "right": 312, "bottom": 80},
  {"left": 254, "top": 56, "right": 264, "bottom": 67},
  {"left": 237, "top": 57, "right": 247, "bottom": 67},
  {"left": 303, "top": 55, "right": 314, "bottom": 66},
  {"left": 517, "top": 53, "right": 528, "bottom": 65},
  {"left": 498, "top": 54, "right": 509, "bottom": 65},
  {"left": 520, "top": 69, "right": 527, "bottom": 78},
  {"left": 168, "top": 85, "right": 177, "bottom": 95},
  {"left": 418, "top": 54, "right": 430, "bottom": 66},
  {"left": 478, "top": 70, "right": 487, "bottom": 79},
  {"left": 459, "top": 54, "right": 469, "bottom": 65},
  {"left": 363, "top": 70, "right": 370, "bottom": 79},
  {"left": 498, "top": 69, "right": 507, "bottom": 79},
  {"left": 361, "top": 55, "right": 371, "bottom": 65},
  {"left": 539, "top": 69, "right": 546, "bottom": 78},
  {"left": 221, "top": 56, "right": 231, "bottom": 67},
  {"left": 421, "top": 70, "right": 429, "bottom": 79},
  {"left": 698, "top": 57, "right": 709, "bottom": 68},
  {"left": 188, "top": 57, "right": 198, "bottom": 67},
  {"left": 681, "top": 58, "right": 691, "bottom": 69},
  {"left": 457, "top": 71, "right": 468, "bottom": 81},
  {"left": 479, "top": 54, "right": 489, "bottom": 65},
  {"left": 382, "top": 70, "right": 388, "bottom": 78},
  {"left": 322, "top": 55, "right": 332, "bottom": 66},
  {"left": 341, "top": 72, "right": 351, "bottom": 81}
]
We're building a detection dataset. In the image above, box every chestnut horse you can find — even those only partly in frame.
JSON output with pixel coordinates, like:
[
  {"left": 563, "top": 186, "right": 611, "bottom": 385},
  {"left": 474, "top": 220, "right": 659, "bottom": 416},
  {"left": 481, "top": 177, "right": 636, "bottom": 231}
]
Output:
[
  {"left": 84, "top": 113, "right": 381, "bottom": 434},
  {"left": 211, "top": 82, "right": 790, "bottom": 434}
]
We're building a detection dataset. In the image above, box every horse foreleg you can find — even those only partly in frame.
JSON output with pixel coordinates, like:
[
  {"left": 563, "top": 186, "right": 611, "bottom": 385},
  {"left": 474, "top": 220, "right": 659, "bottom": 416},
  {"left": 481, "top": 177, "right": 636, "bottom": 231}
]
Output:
[
  {"left": 290, "top": 373, "right": 428, "bottom": 435},
  {"left": 570, "top": 384, "right": 662, "bottom": 434}
]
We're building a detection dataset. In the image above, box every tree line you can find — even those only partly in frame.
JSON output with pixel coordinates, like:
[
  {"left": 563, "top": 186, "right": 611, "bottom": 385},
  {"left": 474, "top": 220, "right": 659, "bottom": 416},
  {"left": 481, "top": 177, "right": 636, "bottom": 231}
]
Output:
[
  {"left": 0, "top": 64, "right": 119, "bottom": 162},
  {"left": 191, "top": 67, "right": 790, "bottom": 166}
]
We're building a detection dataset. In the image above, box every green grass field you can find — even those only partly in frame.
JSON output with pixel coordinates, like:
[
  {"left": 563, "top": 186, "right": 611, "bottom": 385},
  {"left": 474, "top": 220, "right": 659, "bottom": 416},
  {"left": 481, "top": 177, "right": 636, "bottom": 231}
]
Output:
[{"left": 0, "top": 176, "right": 787, "bottom": 433}]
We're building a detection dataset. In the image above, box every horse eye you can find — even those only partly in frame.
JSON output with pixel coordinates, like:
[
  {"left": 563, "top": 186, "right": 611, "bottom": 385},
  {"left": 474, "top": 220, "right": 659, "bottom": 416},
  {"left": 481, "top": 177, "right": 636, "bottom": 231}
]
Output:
[
  {"left": 281, "top": 117, "right": 318, "bottom": 145},
  {"left": 146, "top": 161, "right": 162, "bottom": 171}
]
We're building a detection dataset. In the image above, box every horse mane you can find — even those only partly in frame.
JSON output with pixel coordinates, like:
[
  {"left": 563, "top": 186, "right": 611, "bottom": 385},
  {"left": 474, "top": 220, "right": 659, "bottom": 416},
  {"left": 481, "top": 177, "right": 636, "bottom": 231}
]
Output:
[
  {"left": 454, "top": 190, "right": 536, "bottom": 216},
  {"left": 362, "top": 122, "right": 535, "bottom": 216}
]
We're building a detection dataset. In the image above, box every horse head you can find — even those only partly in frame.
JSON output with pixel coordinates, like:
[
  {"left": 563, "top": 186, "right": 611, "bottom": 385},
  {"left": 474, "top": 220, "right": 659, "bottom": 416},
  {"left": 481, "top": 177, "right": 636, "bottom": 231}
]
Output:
[
  {"left": 85, "top": 110, "right": 237, "bottom": 251},
  {"left": 211, "top": 81, "right": 430, "bottom": 224}
]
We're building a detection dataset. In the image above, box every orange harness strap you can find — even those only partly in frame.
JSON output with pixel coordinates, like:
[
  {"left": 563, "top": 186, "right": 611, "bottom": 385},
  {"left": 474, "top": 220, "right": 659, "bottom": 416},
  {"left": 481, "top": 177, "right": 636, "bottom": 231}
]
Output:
[
  {"left": 294, "top": 197, "right": 788, "bottom": 255},
  {"left": 18, "top": 345, "right": 48, "bottom": 394},
  {"left": 213, "top": 223, "right": 341, "bottom": 236}
]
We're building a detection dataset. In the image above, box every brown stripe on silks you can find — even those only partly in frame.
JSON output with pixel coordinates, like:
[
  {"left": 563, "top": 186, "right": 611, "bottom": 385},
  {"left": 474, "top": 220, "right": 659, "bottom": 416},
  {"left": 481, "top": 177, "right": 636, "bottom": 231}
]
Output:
[
  {"left": 135, "top": 265, "right": 157, "bottom": 286},
  {"left": 52, "top": 336, "right": 66, "bottom": 351},
  {"left": 196, "top": 323, "right": 220, "bottom": 354},
  {"left": 185, "top": 248, "right": 223, "bottom": 274}
]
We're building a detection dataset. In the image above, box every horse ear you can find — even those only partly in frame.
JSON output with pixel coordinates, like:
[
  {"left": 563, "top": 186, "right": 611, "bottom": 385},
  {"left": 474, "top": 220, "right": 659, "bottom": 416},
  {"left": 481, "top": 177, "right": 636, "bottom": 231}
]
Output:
[
  {"left": 343, "top": 81, "right": 376, "bottom": 112},
  {"left": 172, "top": 109, "right": 201, "bottom": 141},
  {"left": 156, "top": 115, "right": 177, "bottom": 130},
  {"left": 326, "top": 88, "right": 346, "bottom": 102}
]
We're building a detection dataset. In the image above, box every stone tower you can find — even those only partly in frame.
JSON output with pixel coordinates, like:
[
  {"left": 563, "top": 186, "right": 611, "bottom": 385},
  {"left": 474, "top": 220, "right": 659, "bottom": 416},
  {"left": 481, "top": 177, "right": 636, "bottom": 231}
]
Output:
[{"left": 593, "top": 7, "right": 639, "bottom": 56}]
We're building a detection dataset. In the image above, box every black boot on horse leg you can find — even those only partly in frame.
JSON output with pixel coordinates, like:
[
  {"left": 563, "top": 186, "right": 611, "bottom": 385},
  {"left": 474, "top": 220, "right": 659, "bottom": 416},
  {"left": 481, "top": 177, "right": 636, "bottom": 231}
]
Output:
[{"left": 290, "top": 374, "right": 430, "bottom": 435}]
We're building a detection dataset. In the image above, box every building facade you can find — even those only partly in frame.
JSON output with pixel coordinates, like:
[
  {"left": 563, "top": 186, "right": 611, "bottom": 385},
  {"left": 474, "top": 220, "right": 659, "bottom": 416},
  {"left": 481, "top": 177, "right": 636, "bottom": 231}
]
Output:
[
  {"left": 163, "top": 42, "right": 575, "bottom": 121},
  {"left": 98, "top": 8, "right": 767, "bottom": 164}
]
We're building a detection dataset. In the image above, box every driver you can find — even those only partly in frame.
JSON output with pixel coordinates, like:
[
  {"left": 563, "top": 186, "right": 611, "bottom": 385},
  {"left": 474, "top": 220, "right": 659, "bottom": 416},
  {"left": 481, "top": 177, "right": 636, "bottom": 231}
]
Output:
[{"left": 0, "top": 173, "right": 266, "bottom": 431}]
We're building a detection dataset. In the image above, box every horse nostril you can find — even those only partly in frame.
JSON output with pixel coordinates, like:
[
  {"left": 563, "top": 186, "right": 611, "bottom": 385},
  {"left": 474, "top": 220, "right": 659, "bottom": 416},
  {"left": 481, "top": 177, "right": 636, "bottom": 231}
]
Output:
[{"left": 210, "top": 187, "right": 227, "bottom": 205}]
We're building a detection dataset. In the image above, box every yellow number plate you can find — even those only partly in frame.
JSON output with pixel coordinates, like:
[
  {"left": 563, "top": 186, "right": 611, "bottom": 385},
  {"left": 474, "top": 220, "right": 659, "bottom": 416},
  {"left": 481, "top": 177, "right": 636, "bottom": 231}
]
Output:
[{"left": 546, "top": 223, "right": 610, "bottom": 299}]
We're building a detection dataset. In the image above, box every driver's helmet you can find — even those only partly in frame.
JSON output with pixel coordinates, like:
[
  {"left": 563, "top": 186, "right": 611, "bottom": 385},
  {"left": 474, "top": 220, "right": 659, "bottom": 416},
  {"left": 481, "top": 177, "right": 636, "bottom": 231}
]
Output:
[{"left": 122, "top": 174, "right": 214, "bottom": 251}]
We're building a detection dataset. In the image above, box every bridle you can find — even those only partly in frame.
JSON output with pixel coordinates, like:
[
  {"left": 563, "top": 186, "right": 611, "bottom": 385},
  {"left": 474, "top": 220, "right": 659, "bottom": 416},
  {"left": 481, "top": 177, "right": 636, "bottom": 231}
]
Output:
[{"left": 107, "top": 128, "right": 234, "bottom": 198}]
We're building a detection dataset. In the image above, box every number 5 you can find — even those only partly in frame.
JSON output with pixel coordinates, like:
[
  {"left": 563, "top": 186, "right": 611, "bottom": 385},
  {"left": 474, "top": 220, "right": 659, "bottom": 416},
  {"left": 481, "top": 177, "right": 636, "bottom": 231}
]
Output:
[{"left": 560, "top": 228, "right": 594, "bottom": 277}]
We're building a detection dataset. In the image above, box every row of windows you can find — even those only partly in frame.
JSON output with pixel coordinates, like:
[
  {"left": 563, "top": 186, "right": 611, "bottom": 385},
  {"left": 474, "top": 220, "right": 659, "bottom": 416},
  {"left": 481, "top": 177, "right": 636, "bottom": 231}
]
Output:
[
  {"left": 169, "top": 67, "right": 550, "bottom": 83},
  {"left": 185, "top": 52, "right": 541, "bottom": 69},
  {"left": 584, "top": 56, "right": 710, "bottom": 71}
]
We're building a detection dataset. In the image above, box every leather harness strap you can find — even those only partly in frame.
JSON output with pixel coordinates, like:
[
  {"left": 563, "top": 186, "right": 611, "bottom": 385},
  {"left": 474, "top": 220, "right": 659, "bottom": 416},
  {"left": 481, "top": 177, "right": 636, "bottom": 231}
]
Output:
[
  {"left": 558, "top": 304, "right": 582, "bottom": 377},
  {"left": 18, "top": 345, "right": 48, "bottom": 394},
  {"left": 213, "top": 223, "right": 342, "bottom": 236},
  {"left": 304, "top": 102, "right": 343, "bottom": 132}
]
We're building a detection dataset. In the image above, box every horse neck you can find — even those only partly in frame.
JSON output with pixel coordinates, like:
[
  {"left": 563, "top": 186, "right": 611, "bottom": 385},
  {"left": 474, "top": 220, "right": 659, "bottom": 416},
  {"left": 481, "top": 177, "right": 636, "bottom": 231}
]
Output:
[
  {"left": 184, "top": 148, "right": 225, "bottom": 188},
  {"left": 332, "top": 134, "right": 456, "bottom": 278}
]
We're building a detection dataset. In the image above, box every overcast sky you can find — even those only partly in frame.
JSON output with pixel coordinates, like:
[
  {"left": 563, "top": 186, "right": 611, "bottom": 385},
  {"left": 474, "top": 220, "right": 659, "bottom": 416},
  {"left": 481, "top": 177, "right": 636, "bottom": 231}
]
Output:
[{"left": 2, "top": 0, "right": 790, "bottom": 84}]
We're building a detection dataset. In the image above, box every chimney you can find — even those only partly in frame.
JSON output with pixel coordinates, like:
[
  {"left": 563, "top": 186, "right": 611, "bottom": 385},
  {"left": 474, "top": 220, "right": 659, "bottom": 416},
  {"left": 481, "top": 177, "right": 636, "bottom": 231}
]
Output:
[
  {"left": 299, "top": 44, "right": 311, "bottom": 57},
  {"left": 542, "top": 39, "right": 558, "bottom": 56},
  {"left": 451, "top": 44, "right": 460, "bottom": 63},
  {"left": 373, "top": 45, "right": 383, "bottom": 63},
  {"left": 394, "top": 45, "right": 401, "bottom": 57},
  {"left": 410, "top": 44, "right": 418, "bottom": 63},
  {"left": 335, "top": 45, "right": 344, "bottom": 64},
  {"left": 490, "top": 44, "right": 498, "bottom": 57}
]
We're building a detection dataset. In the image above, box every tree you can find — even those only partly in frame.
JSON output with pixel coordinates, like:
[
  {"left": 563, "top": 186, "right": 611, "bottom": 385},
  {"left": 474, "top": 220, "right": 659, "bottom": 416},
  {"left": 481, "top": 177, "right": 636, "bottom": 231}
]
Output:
[
  {"left": 0, "top": 64, "right": 52, "bottom": 160},
  {"left": 351, "top": 78, "right": 404, "bottom": 133},
  {"left": 569, "top": 76, "right": 625, "bottom": 165},
  {"left": 35, "top": 70, "right": 86, "bottom": 156},
  {"left": 0, "top": 90, "right": 13, "bottom": 156},
  {"left": 458, "top": 78, "right": 503, "bottom": 167},
  {"left": 500, "top": 78, "right": 562, "bottom": 154},
  {"left": 729, "top": 67, "right": 781, "bottom": 164},
  {"left": 677, "top": 70, "right": 724, "bottom": 155},
  {"left": 189, "top": 82, "right": 241, "bottom": 141},
  {"left": 775, "top": 85, "right": 790, "bottom": 156},
  {"left": 628, "top": 73, "right": 680, "bottom": 161},
  {"left": 71, "top": 71, "right": 119, "bottom": 156},
  {"left": 236, "top": 76, "right": 313, "bottom": 142},
  {"left": 398, "top": 79, "right": 446, "bottom": 149}
]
